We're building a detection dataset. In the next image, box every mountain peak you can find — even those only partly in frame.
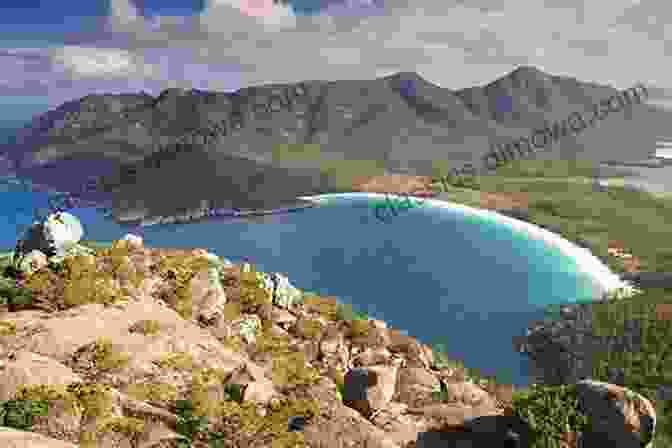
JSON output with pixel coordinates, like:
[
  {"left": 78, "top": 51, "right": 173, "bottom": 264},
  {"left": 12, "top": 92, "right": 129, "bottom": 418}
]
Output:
[
  {"left": 382, "top": 71, "right": 427, "bottom": 83},
  {"left": 507, "top": 65, "right": 552, "bottom": 82}
]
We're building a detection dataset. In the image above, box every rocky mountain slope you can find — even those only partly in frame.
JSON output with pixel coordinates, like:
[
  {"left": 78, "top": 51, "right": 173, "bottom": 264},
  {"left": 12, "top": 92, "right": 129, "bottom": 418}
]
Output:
[
  {"left": 2, "top": 66, "right": 670, "bottom": 222},
  {"left": 0, "top": 213, "right": 659, "bottom": 448}
]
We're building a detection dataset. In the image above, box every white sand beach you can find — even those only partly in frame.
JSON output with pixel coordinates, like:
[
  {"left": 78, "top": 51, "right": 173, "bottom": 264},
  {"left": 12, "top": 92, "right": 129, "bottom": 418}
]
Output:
[{"left": 300, "top": 192, "right": 632, "bottom": 298}]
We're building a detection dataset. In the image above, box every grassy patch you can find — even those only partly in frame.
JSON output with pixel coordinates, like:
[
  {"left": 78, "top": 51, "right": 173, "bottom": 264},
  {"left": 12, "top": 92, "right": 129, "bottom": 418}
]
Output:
[
  {"left": 585, "top": 288, "right": 672, "bottom": 444},
  {"left": 91, "top": 337, "right": 130, "bottom": 372},
  {"left": 347, "top": 319, "right": 370, "bottom": 338},
  {"left": 271, "top": 352, "right": 320, "bottom": 391},
  {"left": 444, "top": 159, "right": 672, "bottom": 443},
  {"left": 487, "top": 159, "right": 602, "bottom": 178},
  {"left": 154, "top": 351, "right": 195, "bottom": 371},
  {"left": 126, "top": 382, "right": 178, "bottom": 404},
  {"left": 0, "top": 320, "right": 16, "bottom": 336},
  {"left": 335, "top": 302, "right": 368, "bottom": 322},
  {"left": 507, "top": 383, "right": 592, "bottom": 447},
  {"left": 271, "top": 143, "right": 323, "bottom": 162},
  {"left": 271, "top": 143, "right": 387, "bottom": 192},
  {"left": 189, "top": 367, "right": 232, "bottom": 418},
  {"left": 317, "top": 158, "right": 387, "bottom": 191},
  {"left": 128, "top": 319, "right": 162, "bottom": 335},
  {"left": 155, "top": 251, "right": 211, "bottom": 320},
  {"left": 302, "top": 293, "right": 338, "bottom": 321},
  {"left": 238, "top": 265, "right": 272, "bottom": 312},
  {"left": 97, "top": 416, "right": 145, "bottom": 439},
  {"left": 254, "top": 328, "right": 293, "bottom": 358},
  {"left": 0, "top": 275, "right": 34, "bottom": 309},
  {"left": 217, "top": 396, "right": 320, "bottom": 448},
  {"left": 472, "top": 160, "right": 672, "bottom": 273},
  {"left": 0, "top": 398, "right": 49, "bottom": 430}
]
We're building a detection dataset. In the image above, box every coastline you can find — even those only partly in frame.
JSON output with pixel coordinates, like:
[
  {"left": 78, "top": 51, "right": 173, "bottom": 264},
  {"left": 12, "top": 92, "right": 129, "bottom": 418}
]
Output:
[
  {"left": 301, "top": 192, "right": 631, "bottom": 298},
  {"left": 113, "top": 200, "right": 318, "bottom": 227}
]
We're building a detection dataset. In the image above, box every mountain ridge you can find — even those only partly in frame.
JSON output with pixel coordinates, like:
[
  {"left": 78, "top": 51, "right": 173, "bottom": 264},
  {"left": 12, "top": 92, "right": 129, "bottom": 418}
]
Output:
[{"left": 1, "top": 66, "right": 669, "bottom": 223}]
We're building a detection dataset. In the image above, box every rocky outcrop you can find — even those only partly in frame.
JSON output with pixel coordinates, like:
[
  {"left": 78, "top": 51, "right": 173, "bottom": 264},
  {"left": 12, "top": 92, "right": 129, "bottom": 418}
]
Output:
[
  {"left": 13, "top": 212, "right": 85, "bottom": 261},
  {"left": 573, "top": 380, "right": 656, "bottom": 448},
  {"left": 513, "top": 301, "right": 628, "bottom": 386},
  {"left": 0, "top": 217, "right": 660, "bottom": 447}
]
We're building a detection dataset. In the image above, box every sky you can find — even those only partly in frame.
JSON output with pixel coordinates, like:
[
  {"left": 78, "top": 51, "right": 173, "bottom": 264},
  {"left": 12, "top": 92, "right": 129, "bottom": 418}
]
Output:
[{"left": 0, "top": 0, "right": 670, "bottom": 108}]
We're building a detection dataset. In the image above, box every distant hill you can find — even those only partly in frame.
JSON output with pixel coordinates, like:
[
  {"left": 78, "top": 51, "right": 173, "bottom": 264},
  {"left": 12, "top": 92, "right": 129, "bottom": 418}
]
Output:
[{"left": 2, "top": 65, "right": 670, "bottom": 222}]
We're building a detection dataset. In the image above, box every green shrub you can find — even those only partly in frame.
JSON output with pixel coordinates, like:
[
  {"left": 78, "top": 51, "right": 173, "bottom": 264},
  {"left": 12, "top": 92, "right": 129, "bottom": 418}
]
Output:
[
  {"left": 271, "top": 352, "right": 320, "bottom": 390},
  {"left": 347, "top": 319, "right": 370, "bottom": 338},
  {"left": 335, "top": 382, "right": 345, "bottom": 401},
  {"left": 586, "top": 290, "right": 672, "bottom": 444},
  {"left": 271, "top": 143, "right": 323, "bottom": 162},
  {"left": 0, "top": 276, "right": 33, "bottom": 309},
  {"left": 430, "top": 343, "right": 464, "bottom": 371},
  {"left": 98, "top": 416, "right": 145, "bottom": 438},
  {"left": 335, "top": 302, "right": 368, "bottom": 322},
  {"left": 222, "top": 383, "right": 244, "bottom": 403},
  {"left": 254, "top": 328, "right": 293, "bottom": 358},
  {"left": 318, "top": 159, "right": 387, "bottom": 192},
  {"left": 91, "top": 337, "right": 130, "bottom": 372},
  {"left": 65, "top": 382, "right": 114, "bottom": 419},
  {"left": 174, "top": 399, "right": 210, "bottom": 447},
  {"left": 218, "top": 397, "right": 319, "bottom": 448},
  {"left": 126, "top": 382, "right": 178, "bottom": 404},
  {"left": 13, "top": 384, "right": 78, "bottom": 415},
  {"left": 0, "top": 320, "right": 16, "bottom": 336},
  {"left": 128, "top": 319, "right": 162, "bottom": 336},
  {"left": 189, "top": 367, "right": 231, "bottom": 418},
  {"left": 238, "top": 264, "right": 272, "bottom": 312},
  {"left": 508, "top": 383, "right": 592, "bottom": 447},
  {"left": 154, "top": 351, "right": 195, "bottom": 371},
  {"left": 490, "top": 159, "right": 600, "bottom": 178},
  {"left": 302, "top": 294, "right": 338, "bottom": 321},
  {"left": 155, "top": 251, "right": 211, "bottom": 320},
  {"left": 0, "top": 398, "right": 49, "bottom": 430}
]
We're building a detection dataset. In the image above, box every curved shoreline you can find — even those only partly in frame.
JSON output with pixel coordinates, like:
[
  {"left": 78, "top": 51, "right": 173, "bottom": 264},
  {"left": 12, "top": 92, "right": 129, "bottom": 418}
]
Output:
[
  {"left": 300, "top": 192, "right": 632, "bottom": 297},
  {"left": 124, "top": 201, "right": 318, "bottom": 227}
]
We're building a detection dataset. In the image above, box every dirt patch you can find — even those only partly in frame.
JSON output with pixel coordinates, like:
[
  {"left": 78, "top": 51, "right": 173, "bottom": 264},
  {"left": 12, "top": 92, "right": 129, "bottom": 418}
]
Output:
[
  {"left": 477, "top": 191, "right": 529, "bottom": 211},
  {"left": 352, "top": 174, "right": 434, "bottom": 196}
]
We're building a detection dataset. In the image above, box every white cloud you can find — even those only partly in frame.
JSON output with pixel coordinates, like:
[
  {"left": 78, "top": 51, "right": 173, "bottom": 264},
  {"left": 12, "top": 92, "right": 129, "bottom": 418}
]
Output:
[
  {"left": 3, "top": 0, "right": 671, "bottom": 102},
  {"left": 200, "top": 0, "right": 298, "bottom": 30},
  {"left": 49, "top": 46, "right": 157, "bottom": 79}
]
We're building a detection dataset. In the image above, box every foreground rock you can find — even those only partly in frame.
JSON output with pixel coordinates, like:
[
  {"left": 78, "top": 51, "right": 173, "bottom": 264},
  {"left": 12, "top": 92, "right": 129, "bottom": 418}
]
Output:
[
  {"left": 13, "top": 212, "right": 85, "bottom": 261},
  {"left": 0, "top": 218, "right": 658, "bottom": 447}
]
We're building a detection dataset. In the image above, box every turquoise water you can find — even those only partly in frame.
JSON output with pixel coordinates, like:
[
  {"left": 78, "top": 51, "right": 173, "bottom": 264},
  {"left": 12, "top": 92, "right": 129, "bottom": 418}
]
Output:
[{"left": 0, "top": 102, "right": 601, "bottom": 386}]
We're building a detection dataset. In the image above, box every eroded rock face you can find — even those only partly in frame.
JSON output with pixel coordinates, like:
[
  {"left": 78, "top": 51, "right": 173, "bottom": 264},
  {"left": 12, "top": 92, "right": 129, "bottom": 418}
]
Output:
[{"left": 0, "top": 236, "right": 660, "bottom": 448}]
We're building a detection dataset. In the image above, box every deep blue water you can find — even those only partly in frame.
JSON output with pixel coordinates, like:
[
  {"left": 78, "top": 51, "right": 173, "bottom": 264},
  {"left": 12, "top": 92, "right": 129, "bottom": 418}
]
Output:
[{"left": 0, "top": 102, "right": 600, "bottom": 386}]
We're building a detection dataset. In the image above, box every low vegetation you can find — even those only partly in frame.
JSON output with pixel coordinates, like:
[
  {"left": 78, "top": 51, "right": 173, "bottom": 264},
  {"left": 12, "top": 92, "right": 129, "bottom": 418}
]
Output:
[
  {"left": 90, "top": 337, "right": 130, "bottom": 373},
  {"left": 508, "top": 383, "right": 593, "bottom": 447},
  {"left": 128, "top": 318, "right": 162, "bottom": 335},
  {"left": 0, "top": 157, "right": 670, "bottom": 445},
  {"left": 436, "top": 158, "right": 672, "bottom": 445},
  {"left": 270, "top": 142, "right": 387, "bottom": 193},
  {"left": 125, "top": 382, "right": 179, "bottom": 404}
]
